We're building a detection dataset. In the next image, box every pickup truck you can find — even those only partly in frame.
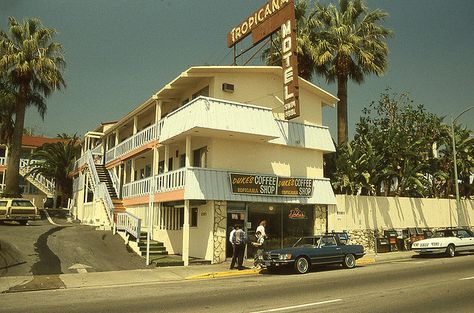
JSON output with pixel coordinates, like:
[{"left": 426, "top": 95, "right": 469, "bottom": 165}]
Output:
[
  {"left": 262, "top": 234, "right": 365, "bottom": 274},
  {"left": 0, "top": 198, "right": 41, "bottom": 225}
]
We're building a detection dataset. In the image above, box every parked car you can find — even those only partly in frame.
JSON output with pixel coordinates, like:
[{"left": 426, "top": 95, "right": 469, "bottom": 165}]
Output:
[
  {"left": 262, "top": 234, "right": 365, "bottom": 274},
  {"left": 411, "top": 228, "right": 474, "bottom": 257},
  {"left": 0, "top": 198, "right": 41, "bottom": 225}
]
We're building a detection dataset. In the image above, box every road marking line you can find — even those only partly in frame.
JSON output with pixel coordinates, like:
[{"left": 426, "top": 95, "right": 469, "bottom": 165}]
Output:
[
  {"left": 250, "top": 299, "right": 342, "bottom": 313},
  {"left": 459, "top": 276, "right": 474, "bottom": 281}
]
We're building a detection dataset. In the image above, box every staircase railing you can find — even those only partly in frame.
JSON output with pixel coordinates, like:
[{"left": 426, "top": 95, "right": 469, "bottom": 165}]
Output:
[
  {"left": 108, "top": 168, "right": 120, "bottom": 197},
  {"left": 85, "top": 150, "right": 114, "bottom": 223},
  {"left": 116, "top": 211, "right": 141, "bottom": 239},
  {"left": 18, "top": 159, "right": 55, "bottom": 196}
]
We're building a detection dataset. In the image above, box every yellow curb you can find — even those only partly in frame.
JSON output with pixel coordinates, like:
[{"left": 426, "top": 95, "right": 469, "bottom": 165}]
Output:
[
  {"left": 185, "top": 268, "right": 263, "bottom": 280},
  {"left": 356, "top": 258, "right": 376, "bottom": 265}
]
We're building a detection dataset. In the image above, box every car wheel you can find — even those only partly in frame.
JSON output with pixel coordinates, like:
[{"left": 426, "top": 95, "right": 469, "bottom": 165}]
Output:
[
  {"left": 446, "top": 244, "right": 455, "bottom": 258},
  {"left": 343, "top": 254, "right": 356, "bottom": 269},
  {"left": 294, "top": 256, "right": 310, "bottom": 274},
  {"left": 19, "top": 220, "right": 28, "bottom": 226}
]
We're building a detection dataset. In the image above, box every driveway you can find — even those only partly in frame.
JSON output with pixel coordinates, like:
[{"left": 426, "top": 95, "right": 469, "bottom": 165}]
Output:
[{"left": 0, "top": 219, "right": 150, "bottom": 277}]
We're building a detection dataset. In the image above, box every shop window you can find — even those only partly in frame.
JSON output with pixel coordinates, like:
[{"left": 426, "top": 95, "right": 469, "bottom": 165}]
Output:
[
  {"left": 192, "top": 86, "right": 209, "bottom": 99},
  {"left": 191, "top": 208, "right": 198, "bottom": 227},
  {"left": 193, "top": 146, "right": 207, "bottom": 167}
]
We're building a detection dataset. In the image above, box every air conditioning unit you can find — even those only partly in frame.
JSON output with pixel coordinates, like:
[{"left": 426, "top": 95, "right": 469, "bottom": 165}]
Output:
[{"left": 222, "top": 83, "right": 234, "bottom": 93}]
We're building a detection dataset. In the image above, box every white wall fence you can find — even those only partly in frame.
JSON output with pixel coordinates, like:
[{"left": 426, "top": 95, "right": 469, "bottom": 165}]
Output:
[
  {"left": 79, "top": 201, "right": 109, "bottom": 226},
  {"left": 330, "top": 195, "right": 474, "bottom": 232},
  {"left": 122, "top": 168, "right": 186, "bottom": 198}
]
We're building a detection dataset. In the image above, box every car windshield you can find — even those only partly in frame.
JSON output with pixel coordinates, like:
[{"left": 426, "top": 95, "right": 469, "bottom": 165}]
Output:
[
  {"left": 12, "top": 200, "right": 34, "bottom": 207},
  {"left": 293, "top": 237, "right": 319, "bottom": 247},
  {"left": 432, "top": 230, "right": 455, "bottom": 238}
]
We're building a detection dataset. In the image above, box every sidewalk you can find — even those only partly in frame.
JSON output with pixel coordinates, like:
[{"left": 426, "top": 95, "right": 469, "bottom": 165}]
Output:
[{"left": 0, "top": 251, "right": 416, "bottom": 293}]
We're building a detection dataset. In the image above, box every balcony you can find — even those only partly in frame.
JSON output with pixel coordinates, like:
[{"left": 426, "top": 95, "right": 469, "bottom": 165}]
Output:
[
  {"left": 122, "top": 167, "right": 336, "bottom": 205},
  {"left": 158, "top": 96, "right": 281, "bottom": 143},
  {"left": 105, "top": 121, "right": 164, "bottom": 164}
]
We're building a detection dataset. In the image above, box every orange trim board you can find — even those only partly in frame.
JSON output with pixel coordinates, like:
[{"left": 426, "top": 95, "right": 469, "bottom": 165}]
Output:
[
  {"left": 105, "top": 140, "right": 160, "bottom": 169},
  {"left": 122, "top": 189, "right": 185, "bottom": 206}
]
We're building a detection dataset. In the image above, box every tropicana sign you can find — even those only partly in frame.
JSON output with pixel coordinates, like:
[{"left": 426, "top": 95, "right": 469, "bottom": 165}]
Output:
[{"left": 227, "top": 0, "right": 300, "bottom": 120}]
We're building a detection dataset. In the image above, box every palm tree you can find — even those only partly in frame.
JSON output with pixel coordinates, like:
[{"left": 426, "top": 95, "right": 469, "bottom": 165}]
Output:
[
  {"left": 313, "top": 0, "right": 392, "bottom": 144},
  {"left": 27, "top": 136, "right": 80, "bottom": 208},
  {"left": 0, "top": 81, "right": 15, "bottom": 145},
  {"left": 0, "top": 17, "right": 66, "bottom": 197}
]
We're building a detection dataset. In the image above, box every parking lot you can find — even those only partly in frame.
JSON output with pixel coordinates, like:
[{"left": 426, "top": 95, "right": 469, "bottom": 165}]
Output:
[{"left": 0, "top": 218, "right": 150, "bottom": 277}]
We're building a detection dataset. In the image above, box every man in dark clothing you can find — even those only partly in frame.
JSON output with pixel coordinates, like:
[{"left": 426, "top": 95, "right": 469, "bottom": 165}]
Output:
[{"left": 230, "top": 224, "right": 247, "bottom": 270}]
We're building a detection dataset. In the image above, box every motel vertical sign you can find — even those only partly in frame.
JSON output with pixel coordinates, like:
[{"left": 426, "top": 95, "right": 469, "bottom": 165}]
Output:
[{"left": 227, "top": 0, "right": 300, "bottom": 120}]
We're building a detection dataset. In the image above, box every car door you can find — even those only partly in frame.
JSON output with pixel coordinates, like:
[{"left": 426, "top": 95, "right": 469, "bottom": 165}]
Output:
[
  {"left": 456, "top": 230, "right": 474, "bottom": 251},
  {"left": 312, "top": 236, "right": 343, "bottom": 265}
]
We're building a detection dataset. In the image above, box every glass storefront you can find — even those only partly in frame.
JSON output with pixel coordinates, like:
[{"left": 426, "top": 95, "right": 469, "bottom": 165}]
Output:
[{"left": 225, "top": 201, "right": 315, "bottom": 257}]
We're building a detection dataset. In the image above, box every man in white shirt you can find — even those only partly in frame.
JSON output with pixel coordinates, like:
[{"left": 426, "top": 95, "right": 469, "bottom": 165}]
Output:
[{"left": 256, "top": 220, "right": 267, "bottom": 239}]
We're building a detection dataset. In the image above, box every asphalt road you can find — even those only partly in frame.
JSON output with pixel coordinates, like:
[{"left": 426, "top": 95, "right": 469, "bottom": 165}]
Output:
[
  {"left": 0, "top": 219, "right": 150, "bottom": 277},
  {"left": 1, "top": 252, "right": 473, "bottom": 313}
]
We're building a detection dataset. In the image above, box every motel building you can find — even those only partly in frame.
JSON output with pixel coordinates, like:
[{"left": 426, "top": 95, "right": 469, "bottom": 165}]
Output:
[{"left": 71, "top": 66, "right": 338, "bottom": 265}]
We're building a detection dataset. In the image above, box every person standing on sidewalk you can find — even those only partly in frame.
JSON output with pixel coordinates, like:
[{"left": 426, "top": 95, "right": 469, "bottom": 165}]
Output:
[
  {"left": 228, "top": 226, "right": 236, "bottom": 269},
  {"left": 256, "top": 220, "right": 267, "bottom": 239},
  {"left": 230, "top": 224, "right": 247, "bottom": 270}
]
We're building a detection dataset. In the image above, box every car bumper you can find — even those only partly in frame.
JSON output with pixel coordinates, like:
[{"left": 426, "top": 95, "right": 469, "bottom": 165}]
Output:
[
  {"left": 1, "top": 214, "right": 41, "bottom": 221},
  {"left": 412, "top": 247, "right": 446, "bottom": 254},
  {"left": 263, "top": 259, "right": 294, "bottom": 267}
]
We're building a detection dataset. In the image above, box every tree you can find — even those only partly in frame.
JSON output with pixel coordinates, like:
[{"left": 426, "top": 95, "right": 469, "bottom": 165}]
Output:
[
  {"left": 312, "top": 0, "right": 392, "bottom": 144},
  {"left": 27, "top": 136, "right": 80, "bottom": 208},
  {"left": 0, "top": 80, "right": 15, "bottom": 145},
  {"left": 0, "top": 17, "right": 66, "bottom": 197}
]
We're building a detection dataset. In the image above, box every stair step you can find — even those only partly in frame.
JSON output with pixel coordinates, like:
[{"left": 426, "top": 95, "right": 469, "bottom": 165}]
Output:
[
  {"left": 139, "top": 245, "right": 166, "bottom": 252},
  {"left": 151, "top": 256, "right": 184, "bottom": 267},
  {"left": 138, "top": 241, "right": 164, "bottom": 247},
  {"left": 140, "top": 250, "right": 168, "bottom": 256}
]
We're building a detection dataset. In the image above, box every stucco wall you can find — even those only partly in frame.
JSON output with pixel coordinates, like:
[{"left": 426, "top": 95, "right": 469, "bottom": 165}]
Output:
[
  {"left": 211, "top": 72, "right": 323, "bottom": 126},
  {"left": 209, "top": 137, "right": 323, "bottom": 177},
  {"left": 330, "top": 195, "right": 474, "bottom": 231}
]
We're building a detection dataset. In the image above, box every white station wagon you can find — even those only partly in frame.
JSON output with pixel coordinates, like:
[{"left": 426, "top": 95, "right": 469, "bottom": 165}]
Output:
[{"left": 411, "top": 228, "right": 474, "bottom": 257}]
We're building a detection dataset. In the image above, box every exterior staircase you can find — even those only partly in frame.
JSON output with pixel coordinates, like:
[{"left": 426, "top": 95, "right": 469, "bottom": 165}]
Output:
[
  {"left": 95, "top": 164, "right": 117, "bottom": 198},
  {"left": 138, "top": 232, "right": 184, "bottom": 267},
  {"left": 19, "top": 160, "right": 55, "bottom": 197}
]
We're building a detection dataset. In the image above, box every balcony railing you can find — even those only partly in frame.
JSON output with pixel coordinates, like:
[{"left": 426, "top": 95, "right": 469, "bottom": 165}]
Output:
[
  {"left": 0, "top": 157, "right": 5, "bottom": 166},
  {"left": 105, "top": 121, "right": 163, "bottom": 163},
  {"left": 122, "top": 168, "right": 186, "bottom": 199}
]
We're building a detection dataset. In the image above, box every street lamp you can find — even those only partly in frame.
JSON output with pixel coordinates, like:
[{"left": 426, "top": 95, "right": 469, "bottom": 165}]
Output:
[{"left": 451, "top": 106, "right": 474, "bottom": 227}]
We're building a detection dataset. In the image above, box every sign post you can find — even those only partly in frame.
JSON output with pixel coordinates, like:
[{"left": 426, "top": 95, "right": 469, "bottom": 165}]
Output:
[{"left": 227, "top": 0, "right": 300, "bottom": 120}]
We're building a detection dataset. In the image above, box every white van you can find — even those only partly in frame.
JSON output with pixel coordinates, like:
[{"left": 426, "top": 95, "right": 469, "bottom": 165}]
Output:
[{"left": 0, "top": 198, "right": 41, "bottom": 225}]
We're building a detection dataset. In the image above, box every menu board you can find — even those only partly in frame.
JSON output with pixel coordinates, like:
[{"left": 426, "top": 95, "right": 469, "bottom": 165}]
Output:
[{"left": 229, "top": 173, "right": 313, "bottom": 197}]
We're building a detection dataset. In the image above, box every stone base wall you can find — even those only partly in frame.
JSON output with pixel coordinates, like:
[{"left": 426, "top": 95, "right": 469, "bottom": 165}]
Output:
[
  {"left": 348, "top": 229, "right": 376, "bottom": 252},
  {"left": 212, "top": 201, "right": 227, "bottom": 264}
]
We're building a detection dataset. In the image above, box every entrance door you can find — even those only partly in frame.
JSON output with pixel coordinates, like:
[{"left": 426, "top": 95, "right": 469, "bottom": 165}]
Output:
[{"left": 226, "top": 211, "right": 246, "bottom": 258}]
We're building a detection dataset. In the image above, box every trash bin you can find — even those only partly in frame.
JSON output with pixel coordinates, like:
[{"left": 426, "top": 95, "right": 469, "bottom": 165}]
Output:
[{"left": 377, "top": 237, "right": 390, "bottom": 253}]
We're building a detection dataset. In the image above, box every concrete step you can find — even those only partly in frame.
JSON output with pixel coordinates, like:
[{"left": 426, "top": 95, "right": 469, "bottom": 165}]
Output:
[
  {"left": 140, "top": 250, "right": 168, "bottom": 256},
  {"left": 139, "top": 245, "right": 166, "bottom": 252},
  {"left": 138, "top": 241, "right": 164, "bottom": 247},
  {"left": 151, "top": 256, "right": 184, "bottom": 267}
]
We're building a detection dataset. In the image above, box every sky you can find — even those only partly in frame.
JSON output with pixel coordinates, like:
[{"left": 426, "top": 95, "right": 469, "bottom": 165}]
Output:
[{"left": 1, "top": 0, "right": 473, "bottom": 140}]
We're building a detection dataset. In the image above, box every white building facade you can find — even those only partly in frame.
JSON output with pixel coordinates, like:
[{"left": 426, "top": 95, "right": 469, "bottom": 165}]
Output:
[{"left": 71, "top": 66, "right": 338, "bottom": 265}]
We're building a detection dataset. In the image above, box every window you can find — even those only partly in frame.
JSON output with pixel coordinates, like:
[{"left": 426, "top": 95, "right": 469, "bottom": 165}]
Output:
[
  {"left": 179, "top": 154, "right": 186, "bottom": 168},
  {"left": 319, "top": 236, "right": 337, "bottom": 247},
  {"left": 168, "top": 158, "right": 173, "bottom": 171},
  {"left": 12, "top": 200, "right": 34, "bottom": 207},
  {"left": 456, "top": 230, "right": 471, "bottom": 238},
  {"left": 145, "top": 164, "right": 151, "bottom": 178},
  {"left": 193, "top": 146, "right": 207, "bottom": 167},
  {"left": 191, "top": 208, "right": 198, "bottom": 227},
  {"left": 0, "top": 201, "right": 7, "bottom": 207}
]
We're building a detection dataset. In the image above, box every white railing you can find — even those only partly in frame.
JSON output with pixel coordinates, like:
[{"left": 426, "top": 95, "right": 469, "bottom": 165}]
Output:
[
  {"left": 95, "top": 182, "right": 115, "bottom": 221},
  {"left": 0, "top": 184, "right": 4, "bottom": 191},
  {"left": 85, "top": 150, "right": 100, "bottom": 189},
  {"left": 122, "top": 168, "right": 186, "bottom": 199},
  {"left": 105, "top": 122, "right": 162, "bottom": 163},
  {"left": 0, "top": 157, "right": 5, "bottom": 166},
  {"left": 19, "top": 159, "right": 55, "bottom": 195},
  {"left": 91, "top": 143, "right": 103, "bottom": 155},
  {"left": 155, "top": 168, "right": 186, "bottom": 193},
  {"left": 108, "top": 168, "right": 120, "bottom": 196},
  {"left": 116, "top": 211, "right": 141, "bottom": 239},
  {"left": 74, "top": 154, "right": 86, "bottom": 171}
]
